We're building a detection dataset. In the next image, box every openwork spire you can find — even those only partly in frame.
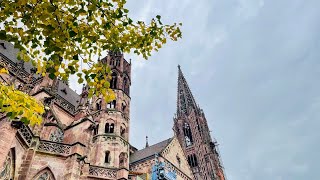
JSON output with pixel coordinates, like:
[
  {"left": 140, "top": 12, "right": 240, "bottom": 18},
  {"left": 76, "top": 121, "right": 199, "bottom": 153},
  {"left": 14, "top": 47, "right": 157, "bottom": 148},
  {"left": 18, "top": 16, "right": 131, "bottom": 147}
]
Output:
[{"left": 177, "top": 65, "right": 198, "bottom": 116}]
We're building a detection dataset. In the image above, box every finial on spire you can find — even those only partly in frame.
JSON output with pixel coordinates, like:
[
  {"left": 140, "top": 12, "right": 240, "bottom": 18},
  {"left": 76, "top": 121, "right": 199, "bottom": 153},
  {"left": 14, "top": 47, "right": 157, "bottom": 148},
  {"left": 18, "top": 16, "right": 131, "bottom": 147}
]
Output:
[
  {"left": 145, "top": 136, "right": 149, "bottom": 148},
  {"left": 178, "top": 64, "right": 181, "bottom": 70}
]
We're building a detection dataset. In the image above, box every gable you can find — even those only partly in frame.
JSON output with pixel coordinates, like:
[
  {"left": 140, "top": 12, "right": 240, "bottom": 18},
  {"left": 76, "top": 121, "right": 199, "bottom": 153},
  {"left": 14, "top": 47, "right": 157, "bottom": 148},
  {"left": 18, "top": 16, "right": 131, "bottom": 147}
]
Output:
[{"left": 160, "top": 136, "right": 193, "bottom": 179}]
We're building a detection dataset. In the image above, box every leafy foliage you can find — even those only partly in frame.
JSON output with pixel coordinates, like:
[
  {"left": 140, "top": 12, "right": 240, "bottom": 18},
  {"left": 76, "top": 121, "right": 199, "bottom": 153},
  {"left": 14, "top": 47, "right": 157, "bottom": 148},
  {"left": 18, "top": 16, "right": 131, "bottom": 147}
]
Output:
[
  {"left": 0, "top": 69, "right": 44, "bottom": 125},
  {"left": 0, "top": 0, "right": 182, "bottom": 124}
]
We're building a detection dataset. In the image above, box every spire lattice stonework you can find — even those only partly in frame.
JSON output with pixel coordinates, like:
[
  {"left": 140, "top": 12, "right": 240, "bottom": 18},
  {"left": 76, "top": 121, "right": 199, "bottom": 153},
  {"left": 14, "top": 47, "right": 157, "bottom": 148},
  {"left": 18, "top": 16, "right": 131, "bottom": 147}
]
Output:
[{"left": 177, "top": 65, "right": 198, "bottom": 116}]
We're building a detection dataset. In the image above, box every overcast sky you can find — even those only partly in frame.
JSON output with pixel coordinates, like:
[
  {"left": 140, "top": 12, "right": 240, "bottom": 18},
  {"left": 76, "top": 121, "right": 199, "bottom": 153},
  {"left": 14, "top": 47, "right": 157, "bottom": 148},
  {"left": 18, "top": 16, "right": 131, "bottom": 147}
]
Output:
[{"left": 121, "top": 0, "right": 320, "bottom": 180}]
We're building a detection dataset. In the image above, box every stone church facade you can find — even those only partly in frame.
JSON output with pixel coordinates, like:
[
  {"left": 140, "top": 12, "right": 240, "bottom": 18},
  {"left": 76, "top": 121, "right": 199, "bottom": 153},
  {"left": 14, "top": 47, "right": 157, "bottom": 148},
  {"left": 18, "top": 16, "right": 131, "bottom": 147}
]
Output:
[{"left": 0, "top": 40, "right": 225, "bottom": 180}]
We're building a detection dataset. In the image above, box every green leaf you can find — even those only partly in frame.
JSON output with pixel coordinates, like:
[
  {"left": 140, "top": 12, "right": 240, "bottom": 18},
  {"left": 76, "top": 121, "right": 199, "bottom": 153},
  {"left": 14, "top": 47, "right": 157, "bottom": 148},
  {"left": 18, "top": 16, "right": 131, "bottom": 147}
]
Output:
[
  {"left": 0, "top": 30, "right": 6, "bottom": 39},
  {"left": 69, "top": 31, "right": 77, "bottom": 37},
  {"left": 90, "top": 74, "right": 97, "bottom": 79},
  {"left": 6, "top": 112, "right": 12, "bottom": 117},
  {"left": 73, "top": 54, "right": 79, "bottom": 60},
  {"left": 49, "top": 73, "right": 56, "bottom": 79},
  {"left": 21, "top": 117, "right": 30, "bottom": 124}
]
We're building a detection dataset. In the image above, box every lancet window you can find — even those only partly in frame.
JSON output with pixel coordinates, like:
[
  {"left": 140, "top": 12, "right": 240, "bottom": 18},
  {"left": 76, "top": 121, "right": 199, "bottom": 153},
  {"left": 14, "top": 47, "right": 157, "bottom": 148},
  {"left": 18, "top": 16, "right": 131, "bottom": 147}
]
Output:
[
  {"left": 183, "top": 122, "right": 193, "bottom": 146},
  {"left": 110, "top": 72, "right": 117, "bottom": 89}
]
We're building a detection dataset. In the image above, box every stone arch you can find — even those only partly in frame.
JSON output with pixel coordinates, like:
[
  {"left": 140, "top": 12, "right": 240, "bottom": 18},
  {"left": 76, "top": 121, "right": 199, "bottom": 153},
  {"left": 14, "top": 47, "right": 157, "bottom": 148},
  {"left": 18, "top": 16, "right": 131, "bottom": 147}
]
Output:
[
  {"left": 0, "top": 148, "right": 15, "bottom": 180},
  {"left": 105, "top": 119, "right": 115, "bottom": 133},
  {"left": 32, "top": 167, "right": 56, "bottom": 180}
]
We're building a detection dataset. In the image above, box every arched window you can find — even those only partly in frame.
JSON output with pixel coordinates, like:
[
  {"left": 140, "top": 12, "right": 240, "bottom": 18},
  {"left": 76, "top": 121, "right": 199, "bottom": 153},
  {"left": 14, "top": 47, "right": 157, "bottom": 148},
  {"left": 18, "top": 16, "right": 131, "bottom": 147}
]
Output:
[
  {"left": 120, "top": 126, "right": 126, "bottom": 138},
  {"left": 105, "top": 122, "right": 115, "bottom": 133},
  {"left": 110, "top": 72, "right": 117, "bottom": 89},
  {"left": 107, "top": 100, "right": 116, "bottom": 109},
  {"left": 33, "top": 168, "right": 55, "bottom": 180},
  {"left": 49, "top": 128, "right": 64, "bottom": 143},
  {"left": 105, "top": 151, "right": 110, "bottom": 163},
  {"left": 96, "top": 99, "right": 102, "bottom": 110},
  {"left": 119, "top": 152, "right": 128, "bottom": 167},
  {"left": 0, "top": 149, "right": 15, "bottom": 180},
  {"left": 183, "top": 123, "right": 193, "bottom": 146}
]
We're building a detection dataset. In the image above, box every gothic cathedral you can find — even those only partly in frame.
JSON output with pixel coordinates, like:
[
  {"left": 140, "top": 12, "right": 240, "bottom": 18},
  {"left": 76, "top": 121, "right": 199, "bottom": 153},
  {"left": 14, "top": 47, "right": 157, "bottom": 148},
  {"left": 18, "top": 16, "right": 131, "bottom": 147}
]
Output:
[{"left": 0, "top": 40, "right": 226, "bottom": 180}]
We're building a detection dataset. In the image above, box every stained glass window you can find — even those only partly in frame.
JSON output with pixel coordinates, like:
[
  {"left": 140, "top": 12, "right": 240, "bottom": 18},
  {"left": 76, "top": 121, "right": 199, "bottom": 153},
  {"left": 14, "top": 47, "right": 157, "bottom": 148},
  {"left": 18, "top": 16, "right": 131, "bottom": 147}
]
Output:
[
  {"left": 49, "top": 128, "right": 64, "bottom": 142},
  {"left": 0, "top": 150, "right": 14, "bottom": 180}
]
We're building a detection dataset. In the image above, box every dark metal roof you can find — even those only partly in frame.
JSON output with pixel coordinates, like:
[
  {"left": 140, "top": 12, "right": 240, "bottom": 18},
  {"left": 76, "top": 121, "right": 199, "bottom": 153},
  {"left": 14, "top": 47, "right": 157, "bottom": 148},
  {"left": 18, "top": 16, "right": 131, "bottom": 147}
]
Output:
[{"left": 130, "top": 138, "right": 173, "bottom": 164}]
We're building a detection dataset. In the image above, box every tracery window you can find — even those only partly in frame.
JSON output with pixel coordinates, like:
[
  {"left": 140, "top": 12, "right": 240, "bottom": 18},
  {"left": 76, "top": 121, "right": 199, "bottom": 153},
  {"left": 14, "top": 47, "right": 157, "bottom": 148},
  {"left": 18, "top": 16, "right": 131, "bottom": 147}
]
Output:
[
  {"left": 183, "top": 123, "right": 193, "bottom": 146},
  {"left": 34, "top": 169, "right": 55, "bottom": 180},
  {"left": 49, "top": 128, "right": 64, "bottom": 143},
  {"left": 0, "top": 150, "right": 14, "bottom": 180}
]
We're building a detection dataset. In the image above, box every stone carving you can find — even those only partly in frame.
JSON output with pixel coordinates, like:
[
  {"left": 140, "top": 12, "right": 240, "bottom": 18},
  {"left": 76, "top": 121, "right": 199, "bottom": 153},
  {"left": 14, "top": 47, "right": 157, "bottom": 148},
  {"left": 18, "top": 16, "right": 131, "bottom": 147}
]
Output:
[
  {"left": 54, "top": 94, "right": 76, "bottom": 114},
  {"left": 88, "top": 165, "right": 117, "bottom": 179},
  {"left": 49, "top": 129, "right": 64, "bottom": 143},
  {"left": 18, "top": 124, "right": 33, "bottom": 146},
  {"left": 38, "top": 141, "right": 71, "bottom": 155}
]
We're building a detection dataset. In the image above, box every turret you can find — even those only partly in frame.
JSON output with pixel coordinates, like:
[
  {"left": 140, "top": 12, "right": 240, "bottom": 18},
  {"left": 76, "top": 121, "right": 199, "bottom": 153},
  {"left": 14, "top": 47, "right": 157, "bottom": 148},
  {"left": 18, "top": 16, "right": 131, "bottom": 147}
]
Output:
[{"left": 89, "top": 51, "right": 131, "bottom": 179}]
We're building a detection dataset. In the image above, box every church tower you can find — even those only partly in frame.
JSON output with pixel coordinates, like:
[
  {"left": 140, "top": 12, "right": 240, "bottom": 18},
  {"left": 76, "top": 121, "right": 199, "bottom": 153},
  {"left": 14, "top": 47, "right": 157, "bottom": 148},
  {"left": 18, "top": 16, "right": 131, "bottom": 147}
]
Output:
[
  {"left": 173, "top": 66, "right": 226, "bottom": 180},
  {"left": 89, "top": 51, "right": 131, "bottom": 179}
]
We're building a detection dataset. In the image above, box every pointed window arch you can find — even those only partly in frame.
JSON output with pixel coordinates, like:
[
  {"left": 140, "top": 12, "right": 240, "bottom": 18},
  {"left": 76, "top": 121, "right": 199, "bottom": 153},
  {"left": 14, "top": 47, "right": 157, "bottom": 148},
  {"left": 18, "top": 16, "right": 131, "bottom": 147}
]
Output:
[
  {"left": 33, "top": 168, "right": 55, "bottom": 180},
  {"left": 49, "top": 128, "right": 64, "bottom": 143},
  {"left": 0, "top": 149, "right": 15, "bottom": 180}
]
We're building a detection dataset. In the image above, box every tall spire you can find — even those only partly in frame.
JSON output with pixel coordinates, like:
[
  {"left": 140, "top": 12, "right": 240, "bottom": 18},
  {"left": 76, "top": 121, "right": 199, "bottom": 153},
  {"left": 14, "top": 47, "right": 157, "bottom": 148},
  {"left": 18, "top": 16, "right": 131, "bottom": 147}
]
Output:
[{"left": 177, "top": 65, "right": 198, "bottom": 116}]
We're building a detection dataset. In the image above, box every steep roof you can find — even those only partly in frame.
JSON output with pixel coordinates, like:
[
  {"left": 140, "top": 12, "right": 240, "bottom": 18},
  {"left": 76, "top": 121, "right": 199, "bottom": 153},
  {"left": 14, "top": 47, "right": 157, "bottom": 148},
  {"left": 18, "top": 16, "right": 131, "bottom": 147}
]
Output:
[
  {"left": 0, "top": 40, "right": 80, "bottom": 110},
  {"left": 130, "top": 138, "right": 173, "bottom": 164}
]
